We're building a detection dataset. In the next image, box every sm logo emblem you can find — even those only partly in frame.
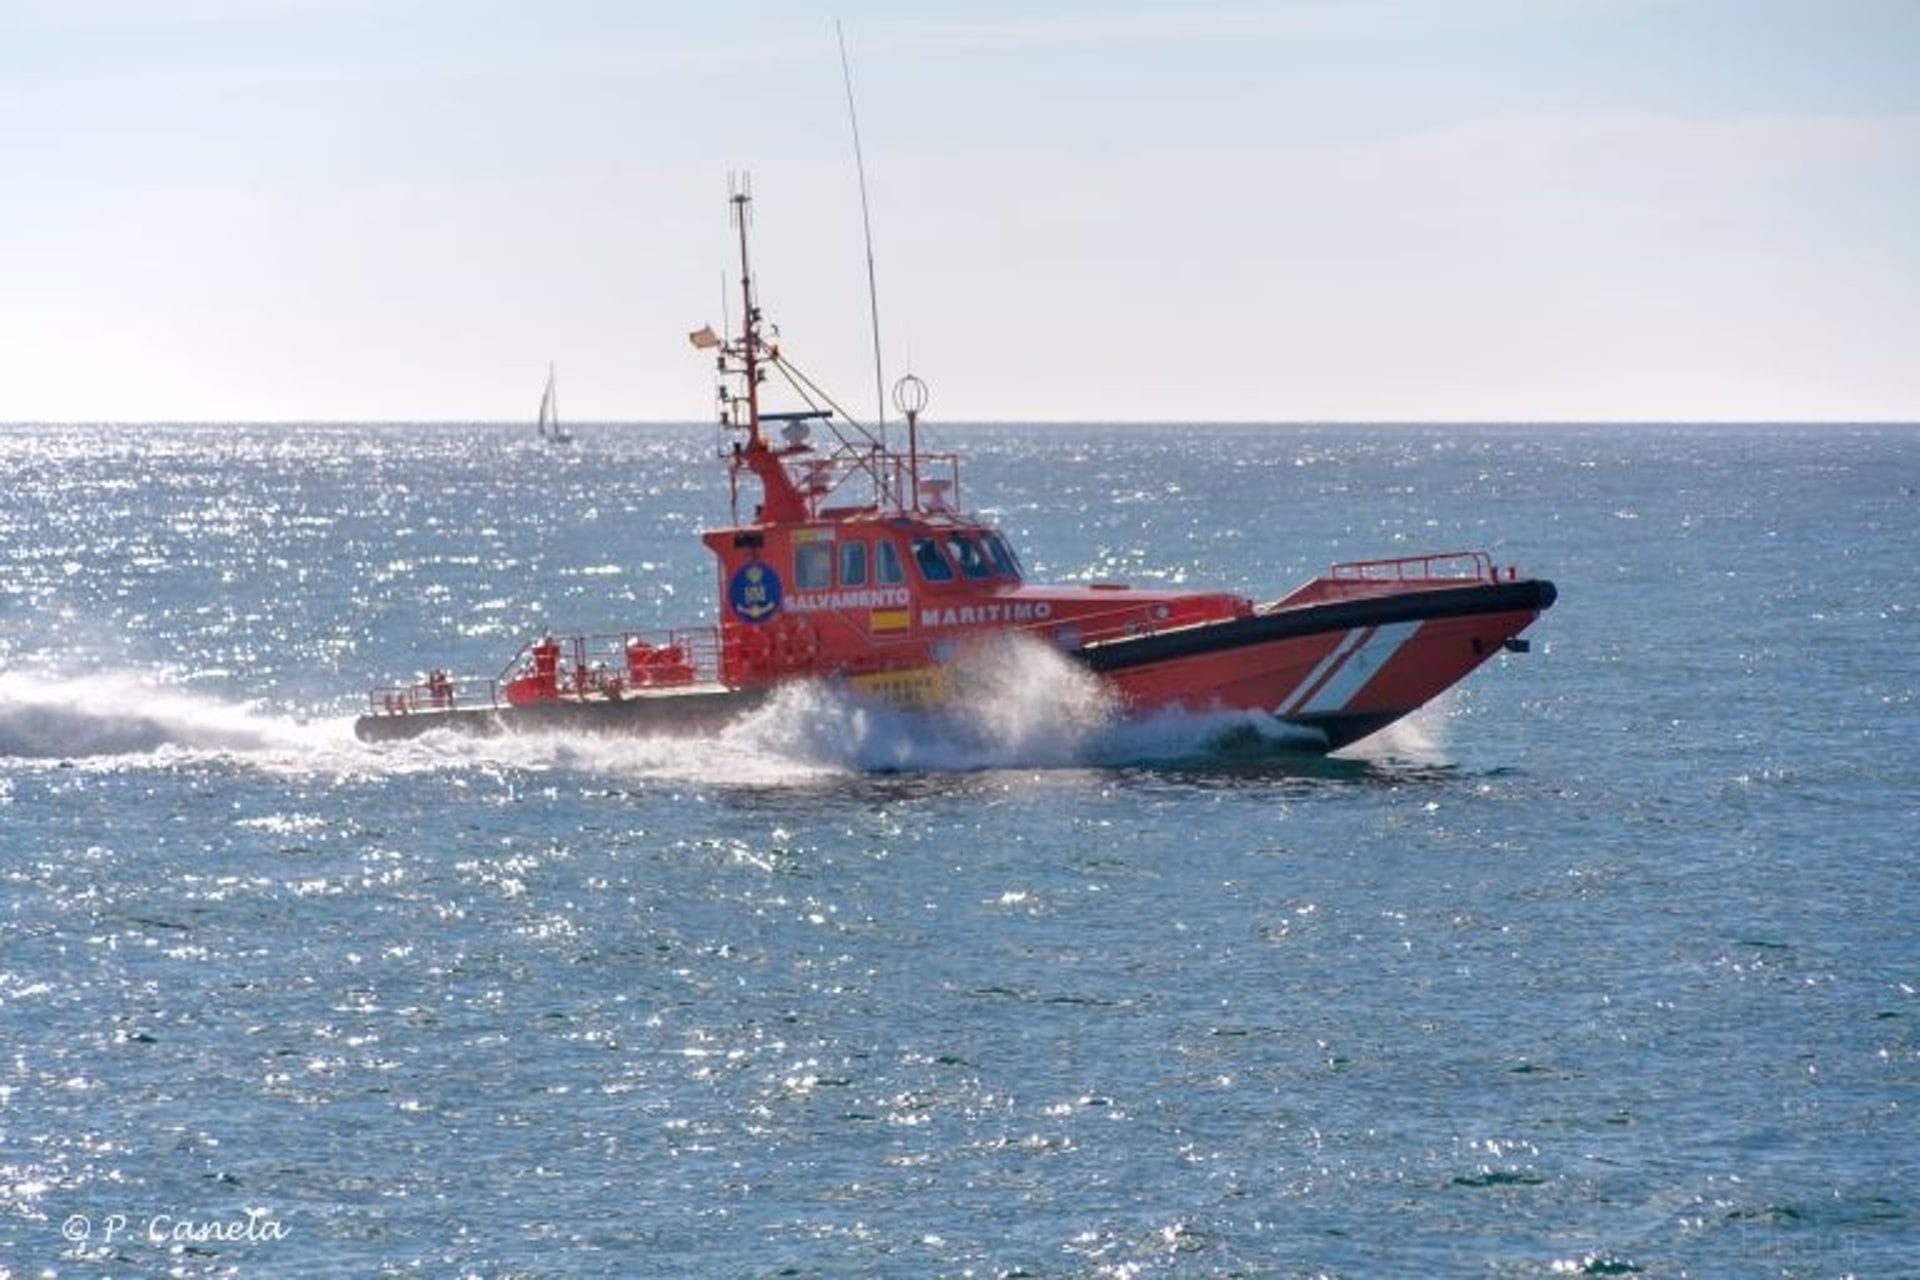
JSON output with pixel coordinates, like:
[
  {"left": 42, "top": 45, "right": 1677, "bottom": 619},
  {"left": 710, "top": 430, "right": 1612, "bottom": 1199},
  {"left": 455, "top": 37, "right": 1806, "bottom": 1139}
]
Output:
[{"left": 728, "top": 561, "right": 783, "bottom": 624}]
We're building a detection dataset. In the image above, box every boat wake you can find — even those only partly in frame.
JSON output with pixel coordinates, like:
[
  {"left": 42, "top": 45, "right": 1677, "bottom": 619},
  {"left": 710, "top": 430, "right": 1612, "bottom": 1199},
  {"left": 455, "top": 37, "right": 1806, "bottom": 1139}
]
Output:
[
  {"left": 0, "top": 645, "right": 1443, "bottom": 783},
  {"left": 731, "top": 636, "right": 1129, "bottom": 773},
  {"left": 0, "top": 669, "right": 345, "bottom": 765}
]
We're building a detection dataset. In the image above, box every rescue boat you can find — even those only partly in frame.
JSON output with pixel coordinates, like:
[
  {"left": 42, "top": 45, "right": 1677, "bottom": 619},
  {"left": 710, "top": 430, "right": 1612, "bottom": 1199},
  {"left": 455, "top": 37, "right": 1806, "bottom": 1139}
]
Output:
[{"left": 354, "top": 188, "right": 1555, "bottom": 751}]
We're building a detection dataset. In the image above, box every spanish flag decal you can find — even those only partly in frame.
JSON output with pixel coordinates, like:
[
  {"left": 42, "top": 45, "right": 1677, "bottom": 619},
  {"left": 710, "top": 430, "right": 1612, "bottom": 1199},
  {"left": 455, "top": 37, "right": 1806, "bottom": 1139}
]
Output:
[{"left": 870, "top": 608, "right": 911, "bottom": 633}]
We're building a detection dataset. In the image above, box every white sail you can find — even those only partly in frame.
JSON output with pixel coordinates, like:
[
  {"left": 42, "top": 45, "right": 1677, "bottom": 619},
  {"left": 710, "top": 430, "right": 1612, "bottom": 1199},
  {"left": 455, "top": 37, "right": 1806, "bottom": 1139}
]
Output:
[{"left": 537, "top": 363, "right": 572, "bottom": 444}]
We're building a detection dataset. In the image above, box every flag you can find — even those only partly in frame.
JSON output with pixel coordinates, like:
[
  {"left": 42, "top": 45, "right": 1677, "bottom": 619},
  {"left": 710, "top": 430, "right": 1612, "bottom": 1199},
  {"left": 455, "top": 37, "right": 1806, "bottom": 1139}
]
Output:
[{"left": 688, "top": 324, "right": 721, "bottom": 350}]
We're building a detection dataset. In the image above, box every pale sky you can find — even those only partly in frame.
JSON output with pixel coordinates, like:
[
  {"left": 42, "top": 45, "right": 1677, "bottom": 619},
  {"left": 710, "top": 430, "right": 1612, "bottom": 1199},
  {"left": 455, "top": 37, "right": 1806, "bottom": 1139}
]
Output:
[{"left": 3, "top": 0, "right": 1916, "bottom": 423}]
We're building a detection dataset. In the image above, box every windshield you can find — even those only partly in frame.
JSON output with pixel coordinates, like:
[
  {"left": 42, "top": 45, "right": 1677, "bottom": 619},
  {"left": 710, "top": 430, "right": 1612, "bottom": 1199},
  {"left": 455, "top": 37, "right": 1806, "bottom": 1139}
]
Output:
[
  {"left": 981, "top": 532, "right": 1024, "bottom": 581},
  {"left": 910, "top": 537, "right": 955, "bottom": 583},
  {"left": 945, "top": 534, "right": 994, "bottom": 580}
]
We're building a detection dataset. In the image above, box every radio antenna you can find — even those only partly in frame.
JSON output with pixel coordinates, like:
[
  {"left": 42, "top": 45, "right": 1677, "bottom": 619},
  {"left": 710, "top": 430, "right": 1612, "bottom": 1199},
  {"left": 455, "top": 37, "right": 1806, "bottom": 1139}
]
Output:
[{"left": 836, "top": 19, "right": 886, "bottom": 436}]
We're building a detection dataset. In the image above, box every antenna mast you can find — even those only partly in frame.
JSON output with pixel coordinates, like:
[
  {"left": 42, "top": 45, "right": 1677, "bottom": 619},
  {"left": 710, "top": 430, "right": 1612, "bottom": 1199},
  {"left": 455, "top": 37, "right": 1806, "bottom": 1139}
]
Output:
[
  {"left": 729, "top": 173, "right": 762, "bottom": 449},
  {"left": 837, "top": 20, "right": 886, "bottom": 438}
]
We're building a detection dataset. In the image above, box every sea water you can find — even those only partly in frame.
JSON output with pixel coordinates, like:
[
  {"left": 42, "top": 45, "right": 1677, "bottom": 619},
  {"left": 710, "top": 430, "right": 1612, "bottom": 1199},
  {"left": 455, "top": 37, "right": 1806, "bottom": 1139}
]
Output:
[{"left": 1, "top": 423, "right": 1915, "bottom": 1277}]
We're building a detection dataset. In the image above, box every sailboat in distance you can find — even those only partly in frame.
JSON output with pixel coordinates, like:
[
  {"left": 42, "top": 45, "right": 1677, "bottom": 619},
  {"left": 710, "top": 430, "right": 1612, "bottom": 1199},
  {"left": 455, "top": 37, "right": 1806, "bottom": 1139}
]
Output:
[{"left": 537, "top": 362, "right": 574, "bottom": 445}]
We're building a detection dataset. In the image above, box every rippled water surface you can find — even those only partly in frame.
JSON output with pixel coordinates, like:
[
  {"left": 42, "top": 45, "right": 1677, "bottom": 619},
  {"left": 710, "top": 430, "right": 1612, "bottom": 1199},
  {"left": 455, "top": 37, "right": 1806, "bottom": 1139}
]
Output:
[{"left": 2, "top": 423, "right": 1916, "bottom": 1277}]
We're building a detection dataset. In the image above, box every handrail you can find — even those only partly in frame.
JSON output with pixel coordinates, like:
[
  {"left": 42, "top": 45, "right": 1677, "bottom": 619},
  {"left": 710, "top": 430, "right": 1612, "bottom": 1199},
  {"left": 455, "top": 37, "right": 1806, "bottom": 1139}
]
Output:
[
  {"left": 1328, "top": 550, "right": 1497, "bottom": 583},
  {"left": 789, "top": 446, "right": 961, "bottom": 517},
  {"left": 498, "top": 626, "right": 726, "bottom": 691},
  {"left": 366, "top": 624, "right": 728, "bottom": 716},
  {"left": 366, "top": 673, "right": 499, "bottom": 716}
]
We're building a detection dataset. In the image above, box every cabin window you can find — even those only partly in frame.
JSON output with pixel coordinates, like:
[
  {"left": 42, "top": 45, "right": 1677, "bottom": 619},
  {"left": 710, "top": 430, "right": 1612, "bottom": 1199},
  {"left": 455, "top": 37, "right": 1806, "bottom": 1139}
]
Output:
[
  {"left": 911, "top": 536, "right": 955, "bottom": 583},
  {"left": 839, "top": 540, "right": 868, "bottom": 587},
  {"left": 875, "top": 539, "right": 905, "bottom": 585},
  {"left": 795, "top": 541, "right": 832, "bottom": 590},
  {"left": 982, "top": 532, "right": 1025, "bottom": 581},
  {"left": 946, "top": 533, "right": 993, "bottom": 580}
]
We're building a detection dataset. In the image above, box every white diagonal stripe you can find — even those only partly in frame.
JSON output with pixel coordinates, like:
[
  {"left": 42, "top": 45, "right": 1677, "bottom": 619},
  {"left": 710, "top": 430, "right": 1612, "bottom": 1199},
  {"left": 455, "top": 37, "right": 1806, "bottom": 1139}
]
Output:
[
  {"left": 1278, "top": 626, "right": 1371, "bottom": 716},
  {"left": 1297, "top": 620, "right": 1421, "bottom": 715}
]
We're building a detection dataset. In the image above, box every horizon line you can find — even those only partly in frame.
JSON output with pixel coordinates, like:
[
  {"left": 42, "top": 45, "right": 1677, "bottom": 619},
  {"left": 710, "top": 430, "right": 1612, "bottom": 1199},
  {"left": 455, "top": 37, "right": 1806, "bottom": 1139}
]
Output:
[{"left": 6, "top": 418, "right": 1919, "bottom": 429}]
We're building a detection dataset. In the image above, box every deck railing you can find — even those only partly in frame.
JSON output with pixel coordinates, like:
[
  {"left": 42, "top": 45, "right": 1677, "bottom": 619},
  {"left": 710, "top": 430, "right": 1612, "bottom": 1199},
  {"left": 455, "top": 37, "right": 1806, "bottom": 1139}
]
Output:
[
  {"left": 1327, "top": 551, "right": 1498, "bottom": 583},
  {"left": 793, "top": 447, "right": 963, "bottom": 517},
  {"left": 366, "top": 625, "right": 726, "bottom": 716},
  {"left": 367, "top": 673, "right": 499, "bottom": 716}
]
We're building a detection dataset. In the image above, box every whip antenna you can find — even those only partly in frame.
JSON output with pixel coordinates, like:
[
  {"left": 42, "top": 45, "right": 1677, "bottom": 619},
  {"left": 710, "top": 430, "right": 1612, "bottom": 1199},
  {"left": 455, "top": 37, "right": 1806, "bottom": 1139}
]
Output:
[{"left": 837, "top": 19, "right": 886, "bottom": 436}]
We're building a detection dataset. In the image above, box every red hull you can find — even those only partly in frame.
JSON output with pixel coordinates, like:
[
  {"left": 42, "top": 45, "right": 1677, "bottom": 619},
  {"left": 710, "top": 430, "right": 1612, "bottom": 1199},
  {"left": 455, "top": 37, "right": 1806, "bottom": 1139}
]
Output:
[{"left": 1090, "top": 593, "right": 1550, "bottom": 750}]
